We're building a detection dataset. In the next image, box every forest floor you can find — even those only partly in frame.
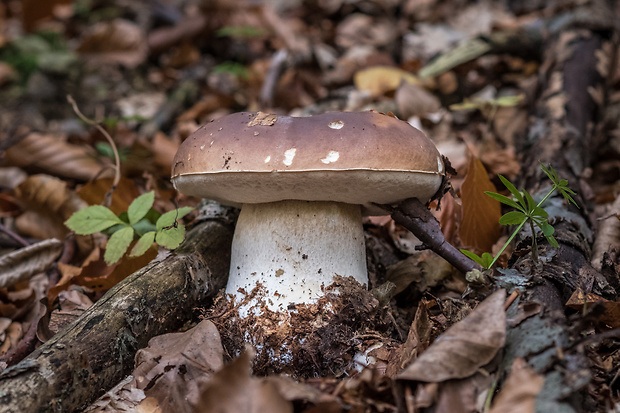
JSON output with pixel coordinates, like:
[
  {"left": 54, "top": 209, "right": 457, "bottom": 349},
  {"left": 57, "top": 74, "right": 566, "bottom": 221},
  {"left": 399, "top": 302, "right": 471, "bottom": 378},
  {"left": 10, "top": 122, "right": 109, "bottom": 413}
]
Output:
[{"left": 1, "top": 0, "right": 620, "bottom": 412}]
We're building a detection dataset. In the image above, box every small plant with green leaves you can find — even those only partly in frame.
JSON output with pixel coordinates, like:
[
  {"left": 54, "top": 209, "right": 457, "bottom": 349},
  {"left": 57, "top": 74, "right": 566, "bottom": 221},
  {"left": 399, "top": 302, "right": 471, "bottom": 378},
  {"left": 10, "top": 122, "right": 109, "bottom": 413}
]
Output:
[
  {"left": 461, "top": 164, "right": 578, "bottom": 269},
  {"left": 65, "top": 191, "right": 193, "bottom": 265}
]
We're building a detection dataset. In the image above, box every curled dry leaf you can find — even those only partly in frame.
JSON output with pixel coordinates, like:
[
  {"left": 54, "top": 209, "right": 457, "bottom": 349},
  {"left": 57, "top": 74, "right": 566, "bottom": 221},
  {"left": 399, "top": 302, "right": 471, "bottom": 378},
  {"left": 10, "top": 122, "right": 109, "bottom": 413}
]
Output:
[
  {"left": 489, "top": 358, "right": 544, "bottom": 413},
  {"left": 77, "top": 19, "right": 147, "bottom": 68},
  {"left": 395, "top": 80, "right": 441, "bottom": 120},
  {"left": 566, "top": 288, "right": 620, "bottom": 328},
  {"left": 459, "top": 156, "right": 501, "bottom": 253},
  {"left": 398, "top": 289, "right": 507, "bottom": 382},
  {"left": 47, "top": 246, "right": 157, "bottom": 304},
  {"left": 193, "top": 346, "right": 292, "bottom": 413},
  {"left": 5, "top": 133, "right": 105, "bottom": 181},
  {"left": 77, "top": 177, "right": 141, "bottom": 215},
  {"left": 0, "top": 238, "right": 62, "bottom": 289},
  {"left": 130, "top": 320, "right": 224, "bottom": 413}
]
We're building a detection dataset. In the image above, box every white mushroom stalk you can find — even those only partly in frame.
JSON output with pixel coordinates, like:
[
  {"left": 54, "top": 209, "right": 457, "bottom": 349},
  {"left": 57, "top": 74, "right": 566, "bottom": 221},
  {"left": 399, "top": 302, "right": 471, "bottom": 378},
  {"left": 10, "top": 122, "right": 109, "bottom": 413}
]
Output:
[
  {"left": 171, "top": 111, "right": 445, "bottom": 318},
  {"left": 228, "top": 200, "right": 366, "bottom": 314}
]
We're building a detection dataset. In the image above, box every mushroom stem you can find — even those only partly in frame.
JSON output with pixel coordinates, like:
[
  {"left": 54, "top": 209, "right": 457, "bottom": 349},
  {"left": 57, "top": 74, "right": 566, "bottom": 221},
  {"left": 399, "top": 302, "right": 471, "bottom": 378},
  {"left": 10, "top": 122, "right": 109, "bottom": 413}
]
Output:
[{"left": 227, "top": 200, "right": 368, "bottom": 314}]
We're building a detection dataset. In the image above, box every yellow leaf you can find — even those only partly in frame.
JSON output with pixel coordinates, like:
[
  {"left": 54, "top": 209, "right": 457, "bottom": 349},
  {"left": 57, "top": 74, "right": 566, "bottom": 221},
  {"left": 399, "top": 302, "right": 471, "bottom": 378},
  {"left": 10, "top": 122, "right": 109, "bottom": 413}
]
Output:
[
  {"left": 354, "top": 66, "right": 419, "bottom": 96},
  {"left": 459, "top": 156, "right": 501, "bottom": 252}
]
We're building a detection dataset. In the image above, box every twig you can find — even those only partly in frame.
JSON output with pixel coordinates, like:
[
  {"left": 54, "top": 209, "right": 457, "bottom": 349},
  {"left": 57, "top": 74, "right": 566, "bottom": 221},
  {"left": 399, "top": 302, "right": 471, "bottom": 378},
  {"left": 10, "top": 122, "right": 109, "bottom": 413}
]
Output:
[
  {"left": 260, "top": 49, "right": 288, "bottom": 109},
  {"left": 0, "top": 223, "right": 30, "bottom": 247},
  {"left": 378, "top": 198, "right": 479, "bottom": 274},
  {"left": 67, "top": 95, "right": 121, "bottom": 206}
]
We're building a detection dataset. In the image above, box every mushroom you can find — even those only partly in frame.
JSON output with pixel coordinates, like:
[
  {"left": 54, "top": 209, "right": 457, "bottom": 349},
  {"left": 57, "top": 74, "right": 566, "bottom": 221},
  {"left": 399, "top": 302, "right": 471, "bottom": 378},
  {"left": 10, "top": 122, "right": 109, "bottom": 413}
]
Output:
[{"left": 171, "top": 111, "right": 445, "bottom": 315}]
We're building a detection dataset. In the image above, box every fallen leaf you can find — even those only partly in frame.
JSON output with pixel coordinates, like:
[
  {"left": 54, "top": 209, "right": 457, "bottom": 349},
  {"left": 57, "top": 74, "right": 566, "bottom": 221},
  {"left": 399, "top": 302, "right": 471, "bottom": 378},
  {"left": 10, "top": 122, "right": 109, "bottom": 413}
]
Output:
[
  {"left": 386, "top": 300, "right": 432, "bottom": 377},
  {"left": 14, "top": 174, "right": 95, "bottom": 253},
  {"left": 395, "top": 80, "right": 441, "bottom": 120},
  {"left": 566, "top": 288, "right": 620, "bottom": 328},
  {"left": 77, "top": 19, "right": 147, "bottom": 68},
  {"left": 131, "top": 320, "right": 224, "bottom": 413},
  {"left": 5, "top": 133, "right": 105, "bottom": 181},
  {"left": 489, "top": 358, "right": 544, "bottom": 413},
  {"left": 77, "top": 177, "right": 141, "bottom": 215},
  {"left": 398, "top": 289, "right": 506, "bottom": 382},
  {"left": 0, "top": 238, "right": 63, "bottom": 289},
  {"left": 354, "top": 66, "right": 419, "bottom": 96},
  {"left": 47, "top": 246, "right": 157, "bottom": 303},
  {"left": 459, "top": 156, "right": 501, "bottom": 253},
  {"left": 193, "top": 346, "right": 293, "bottom": 413}
]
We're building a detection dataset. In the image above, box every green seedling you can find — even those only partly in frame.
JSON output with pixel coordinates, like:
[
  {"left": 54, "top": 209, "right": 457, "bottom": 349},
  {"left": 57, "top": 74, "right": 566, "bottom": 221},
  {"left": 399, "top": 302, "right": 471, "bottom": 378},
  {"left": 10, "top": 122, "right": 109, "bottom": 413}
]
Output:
[
  {"left": 65, "top": 191, "right": 193, "bottom": 264},
  {"left": 462, "top": 163, "right": 578, "bottom": 269},
  {"left": 213, "top": 61, "right": 250, "bottom": 80}
]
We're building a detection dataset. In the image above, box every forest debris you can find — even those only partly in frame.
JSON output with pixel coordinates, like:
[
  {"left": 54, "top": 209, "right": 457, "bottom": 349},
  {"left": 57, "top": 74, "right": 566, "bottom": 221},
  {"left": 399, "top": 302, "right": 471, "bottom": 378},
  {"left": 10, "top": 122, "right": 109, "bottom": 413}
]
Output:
[
  {"left": 398, "top": 289, "right": 506, "bottom": 382},
  {"left": 489, "top": 358, "right": 544, "bottom": 413},
  {"left": 193, "top": 347, "right": 292, "bottom": 413},
  {"left": 77, "top": 19, "right": 147, "bottom": 68},
  {"left": 459, "top": 155, "right": 501, "bottom": 253},
  {"left": 0, "top": 238, "right": 62, "bottom": 288},
  {"left": 354, "top": 66, "right": 419, "bottom": 97},
  {"left": 4, "top": 133, "right": 105, "bottom": 181}
]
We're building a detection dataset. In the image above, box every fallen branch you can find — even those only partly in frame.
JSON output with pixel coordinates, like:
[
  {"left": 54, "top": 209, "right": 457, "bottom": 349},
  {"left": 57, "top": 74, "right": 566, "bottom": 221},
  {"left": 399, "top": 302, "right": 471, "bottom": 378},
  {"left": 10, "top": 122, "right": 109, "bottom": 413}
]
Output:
[{"left": 0, "top": 218, "right": 234, "bottom": 412}]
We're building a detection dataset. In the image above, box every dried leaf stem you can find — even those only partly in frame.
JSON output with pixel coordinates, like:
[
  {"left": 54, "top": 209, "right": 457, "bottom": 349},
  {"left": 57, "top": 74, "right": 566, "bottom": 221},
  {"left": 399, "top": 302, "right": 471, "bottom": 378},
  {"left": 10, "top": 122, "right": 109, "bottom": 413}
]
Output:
[{"left": 67, "top": 95, "right": 121, "bottom": 205}]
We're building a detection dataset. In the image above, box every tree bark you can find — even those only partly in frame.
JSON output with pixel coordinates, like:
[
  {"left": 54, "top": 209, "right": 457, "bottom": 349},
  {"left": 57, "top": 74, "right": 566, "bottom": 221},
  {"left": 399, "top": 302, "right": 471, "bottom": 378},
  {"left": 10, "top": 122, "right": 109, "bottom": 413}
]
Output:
[{"left": 0, "top": 217, "right": 234, "bottom": 413}]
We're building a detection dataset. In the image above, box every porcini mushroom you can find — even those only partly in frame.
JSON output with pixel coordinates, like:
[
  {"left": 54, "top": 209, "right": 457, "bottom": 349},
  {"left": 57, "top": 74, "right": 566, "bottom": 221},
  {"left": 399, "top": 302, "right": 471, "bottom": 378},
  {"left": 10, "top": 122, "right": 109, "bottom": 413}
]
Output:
[{"left": 171, "top": 111, "right": 444, "bottom": 315}]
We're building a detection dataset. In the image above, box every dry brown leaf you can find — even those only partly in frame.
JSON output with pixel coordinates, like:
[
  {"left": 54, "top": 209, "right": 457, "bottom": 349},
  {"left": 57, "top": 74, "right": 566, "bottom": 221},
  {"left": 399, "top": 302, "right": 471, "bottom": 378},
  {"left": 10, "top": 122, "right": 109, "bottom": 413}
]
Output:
[
  {"left": 489, "top": 358, "right": 544, "bottom": 413},
  {"left": 193, "top": 347, "right": 293, "bottom": 413},
  {"left": 152, "top": 133, "right": 180, "bottom": 176},
  {"left": 5, "top": 133, "right": 105, "bottom": 181},
  {"left": 77, "top": 177, "right": 141, "bottom": 215},
  {"left": 129, "top": 320, "right": 225, "bottom": 413},
  {"left": 0, "top": 238, "right": 63, "bottom": 289},
  {"left": 459, "top": 156, "right": 501, "bottom": 252},
  {"left": 47, "top": 246, "right": 157, "bottom": 303},
  {"left": 395, "top": 80, "right": 441, "bottom": 120},
  {"left": 14, "top": 174, "right": 88, "bottom": 239},
  {"left": 77, "top": 19, "right": 147, "bottom": 68},
  {"left": 566, "top": 288, "right": 620, "bottom": 328},
  {"left": 386, "top": 300, "right": 433, "bottom": 377},
  {"left": 398, "top": 289, "right": 506, "bottom": 382},
  {"left": 354, "top": 66, "right": 419, "bottom": 96}
]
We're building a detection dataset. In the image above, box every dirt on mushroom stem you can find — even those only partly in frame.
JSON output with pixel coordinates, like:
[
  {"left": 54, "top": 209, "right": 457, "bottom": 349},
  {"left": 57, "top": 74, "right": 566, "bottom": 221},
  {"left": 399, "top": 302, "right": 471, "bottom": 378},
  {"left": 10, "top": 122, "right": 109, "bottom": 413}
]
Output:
[{"left": 204, "top": 276, "right": 400, "bottom": 378}]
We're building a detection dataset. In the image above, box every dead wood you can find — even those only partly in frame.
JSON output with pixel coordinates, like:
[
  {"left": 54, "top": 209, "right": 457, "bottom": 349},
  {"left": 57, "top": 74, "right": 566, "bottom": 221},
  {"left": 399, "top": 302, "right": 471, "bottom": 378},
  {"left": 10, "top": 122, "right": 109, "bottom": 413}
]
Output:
[
  {"left": 0, "top": 217, "right": 234, "bottom": 413},
  {"left": 500, "top": 0, "right": 618, "bottom": 409}
]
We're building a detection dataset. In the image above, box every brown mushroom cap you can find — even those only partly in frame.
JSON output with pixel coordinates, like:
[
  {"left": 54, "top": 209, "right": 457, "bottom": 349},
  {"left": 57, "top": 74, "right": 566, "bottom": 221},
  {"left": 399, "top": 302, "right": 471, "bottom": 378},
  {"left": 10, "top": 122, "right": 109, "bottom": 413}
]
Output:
[{"left": 172, "top": 111, "right": 444, "bottom": 206}]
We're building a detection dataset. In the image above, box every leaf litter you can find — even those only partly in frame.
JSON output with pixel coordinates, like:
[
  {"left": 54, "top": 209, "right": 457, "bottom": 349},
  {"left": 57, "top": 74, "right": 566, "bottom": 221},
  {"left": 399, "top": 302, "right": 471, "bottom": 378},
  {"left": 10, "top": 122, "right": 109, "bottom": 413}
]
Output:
[{"left": 0, "top": 0, "right": 619, "bottom": 411}]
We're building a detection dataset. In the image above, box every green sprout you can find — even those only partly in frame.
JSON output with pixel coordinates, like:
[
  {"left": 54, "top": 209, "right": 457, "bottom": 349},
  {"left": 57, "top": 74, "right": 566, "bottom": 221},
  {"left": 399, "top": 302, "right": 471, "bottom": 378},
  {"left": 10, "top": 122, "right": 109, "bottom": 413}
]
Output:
[
  {"left": 65, "top": 191, "right": 193, "bottom": 264},
  {"left": 462, "top": 163, "right": 578, "bottom": 269}
]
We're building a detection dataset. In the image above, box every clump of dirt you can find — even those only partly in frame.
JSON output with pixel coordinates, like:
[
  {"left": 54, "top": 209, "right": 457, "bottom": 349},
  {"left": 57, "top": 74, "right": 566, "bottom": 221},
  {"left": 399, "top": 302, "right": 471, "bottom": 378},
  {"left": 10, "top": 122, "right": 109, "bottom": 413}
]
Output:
[{"left": 206, "top": 276, "right": 399, "bottom": 378}]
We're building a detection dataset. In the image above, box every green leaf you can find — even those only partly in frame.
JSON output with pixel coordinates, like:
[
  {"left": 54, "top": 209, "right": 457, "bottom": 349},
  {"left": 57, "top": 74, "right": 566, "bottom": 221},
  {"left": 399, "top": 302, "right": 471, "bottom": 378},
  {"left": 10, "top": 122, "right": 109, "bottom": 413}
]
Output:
[
  {"left": 485, "top": 191, "right": 525, "bottom": 212},
  {"left": 499, "top": 210, "right": 526, "bottom": 226},
  {"left": 540, "top": 222, "right": 555, "bottom": 237},
  {"left": 104, "top": 226, "right": 134, "bottom": 264},
  {"left": 156, "top": 225, "right": 186, "bottom": 249},
  {"left": 128, "top": 191, "right": 155, "bottom": 226},
  {"left": 460, "top": 249, "right": 486, "bottom": 267},
  {"left": 130, "top": 231, "right": 156, "bottom": 257},
  {"left": 156, "top": 207, "right": 194, "bottom": 231},
  {"left": 132, "top": 218, "right": 157, "bottom": 236},
  {"left": 498, "top": 175, "right": 525, "bottom": 207},
  {"left": 480, "top": 252, "right": 494, "bottom": 268},
  {"left": 532, "top": 206, "right": 548, "bottom": 219},
  {"left": 524, "top": 190, "right": 537, "bottom": 213},
  {"left": 546, "top": 235, "right": 559, "bottom": 248},
  {"left": 65, "top": 205, "right": 124, "bottom": 235}
]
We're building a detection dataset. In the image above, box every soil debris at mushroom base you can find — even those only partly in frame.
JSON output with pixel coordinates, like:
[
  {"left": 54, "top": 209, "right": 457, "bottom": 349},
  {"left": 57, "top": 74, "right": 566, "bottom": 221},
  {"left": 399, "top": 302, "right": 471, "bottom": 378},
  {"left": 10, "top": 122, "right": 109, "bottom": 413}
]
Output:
[{"left": 206, "top": 276, "right": 400, "bottom": 377}]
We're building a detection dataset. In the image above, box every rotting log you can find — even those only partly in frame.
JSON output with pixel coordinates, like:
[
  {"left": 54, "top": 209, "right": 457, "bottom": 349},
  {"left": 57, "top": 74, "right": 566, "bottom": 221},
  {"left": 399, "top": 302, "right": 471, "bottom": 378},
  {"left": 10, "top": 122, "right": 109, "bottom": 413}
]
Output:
[
  {"left": 0, "top": 217, "right": 234, "bottom": 413},
  {"left": 498, "top": 1, "right": 617, "bottom": 411}
]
